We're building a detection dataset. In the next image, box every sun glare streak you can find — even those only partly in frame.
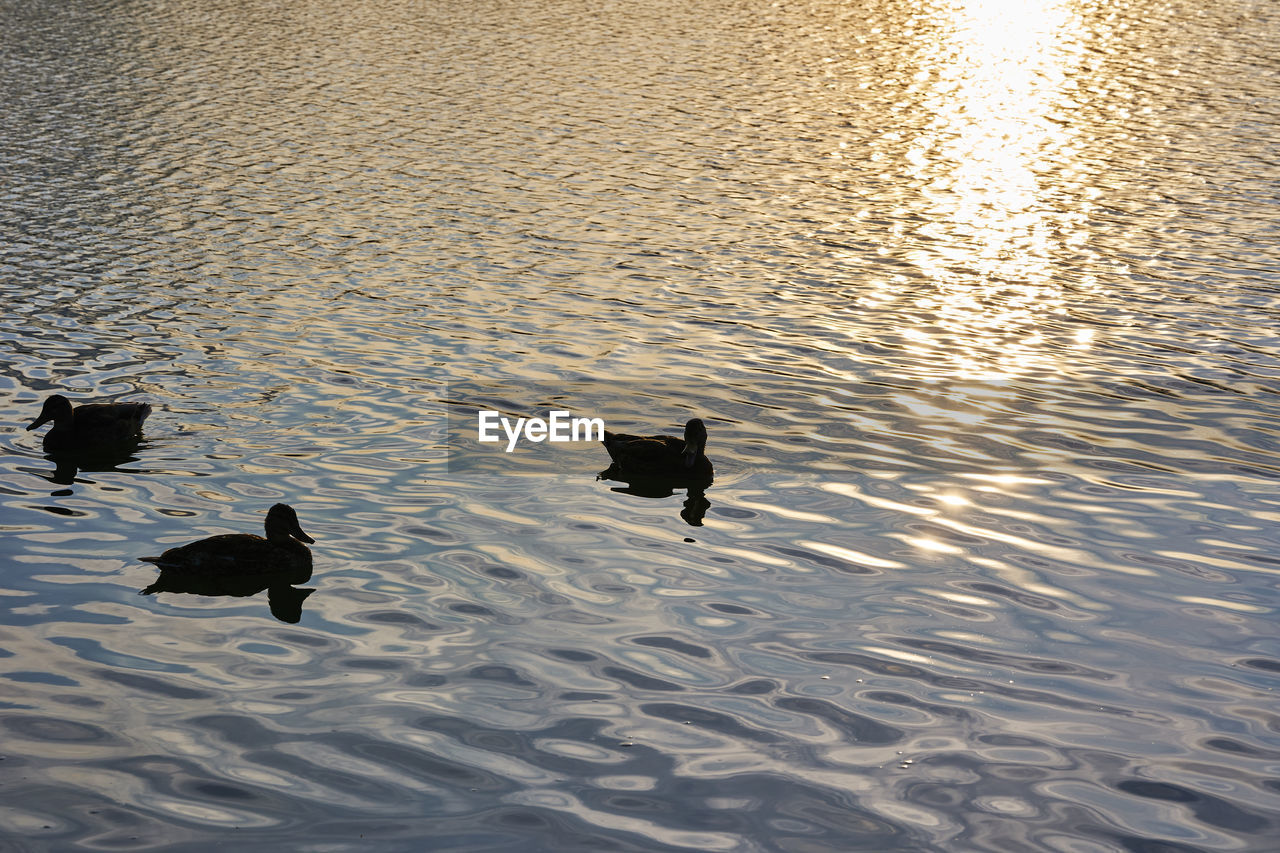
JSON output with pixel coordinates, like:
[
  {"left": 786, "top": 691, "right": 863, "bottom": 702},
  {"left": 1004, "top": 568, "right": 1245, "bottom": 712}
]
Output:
[{"left": 889, "top": 0, "right": 1094, "bottom": 378}]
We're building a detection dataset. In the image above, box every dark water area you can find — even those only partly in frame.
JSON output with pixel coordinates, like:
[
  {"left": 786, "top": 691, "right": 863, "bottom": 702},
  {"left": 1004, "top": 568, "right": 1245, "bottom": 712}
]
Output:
[{"left": 2, "top": 0, "right": 1279, "bottom": 850}]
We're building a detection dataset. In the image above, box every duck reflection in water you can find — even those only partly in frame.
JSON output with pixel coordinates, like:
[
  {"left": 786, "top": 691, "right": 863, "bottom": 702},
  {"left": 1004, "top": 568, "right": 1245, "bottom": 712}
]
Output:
[
  {"left": 598, "top": 418, "right": 714, "bottom": 526},
  {"left": 27, "top": 394, "right": 153, "bottom": 486},
  {"left": 139, "top": 504, "right": 317, "bottom": 623},
  {"left": 45, "top": 452, "right": 148, "bottom": 489}
]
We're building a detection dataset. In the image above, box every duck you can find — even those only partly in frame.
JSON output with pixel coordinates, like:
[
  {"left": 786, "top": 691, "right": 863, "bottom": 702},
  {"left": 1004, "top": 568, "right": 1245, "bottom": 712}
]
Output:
[
  {"left": 139, "top": 504, "right": 315, "bottom": 576},
  {"left": 602, "top": 417, "right": 713, "bottom": 481},
  {"left": 27, "top": 393, "right": 152, "bottom": 453}
]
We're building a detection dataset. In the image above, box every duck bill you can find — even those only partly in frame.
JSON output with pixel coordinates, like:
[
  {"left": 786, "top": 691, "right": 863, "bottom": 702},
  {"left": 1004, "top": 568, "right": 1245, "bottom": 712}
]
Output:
[
  {"left": 288, "top": 515, "right": 316, "bottom": 544},
  {"left": 26, "top": 413, "right": 52, "bottom": 430},
  {"left": 681, "top": 443, "right": 699, "bottom": 467}
]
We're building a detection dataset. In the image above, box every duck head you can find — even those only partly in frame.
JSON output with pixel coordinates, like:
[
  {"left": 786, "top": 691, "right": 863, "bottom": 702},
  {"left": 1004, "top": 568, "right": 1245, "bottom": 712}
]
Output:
[
  {"left": 681, "top": 418, "right": 707, "bottom": 468},
  {"left": 264, "top": 503, "right": 315, "bottom": 544},
  {"left": 27, "top": 394, "right": 74, "bottom": 431}
]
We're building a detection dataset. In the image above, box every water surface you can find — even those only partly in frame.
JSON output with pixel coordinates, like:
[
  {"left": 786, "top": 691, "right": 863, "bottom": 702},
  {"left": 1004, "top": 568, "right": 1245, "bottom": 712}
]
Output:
[{"left": 2, "top": 0, "right": 1279, "bottom": 850}]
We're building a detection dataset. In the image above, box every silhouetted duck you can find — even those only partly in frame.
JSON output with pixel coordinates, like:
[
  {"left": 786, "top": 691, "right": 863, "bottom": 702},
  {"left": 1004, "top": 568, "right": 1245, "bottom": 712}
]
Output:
[
  {"left": 27, "top": 393, "right": 152, "bottom": 453},
  {"left": 140, "top": 504, "right": 315, "bottom": 575},
  {"left": 602, "top": 418, "right": 713, "bottom": 480}
]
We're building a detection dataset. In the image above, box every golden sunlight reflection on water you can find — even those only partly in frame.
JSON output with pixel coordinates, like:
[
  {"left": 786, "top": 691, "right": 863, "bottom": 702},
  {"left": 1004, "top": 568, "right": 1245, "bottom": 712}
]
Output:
[{"left": 857, "top": 0, "right": 1099, "bottom": 378}]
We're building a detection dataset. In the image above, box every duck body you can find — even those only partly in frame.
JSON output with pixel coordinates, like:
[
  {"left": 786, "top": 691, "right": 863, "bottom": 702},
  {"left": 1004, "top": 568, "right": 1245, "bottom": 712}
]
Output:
[
  {"left": 140, "top": 504, "right": 314, "bottom": 576},
  {"left": 28, "top": 394, "right": 151, "bottom": 453},
  {"left": 602, "top": 418, "right": 713, "bottom": 481}
]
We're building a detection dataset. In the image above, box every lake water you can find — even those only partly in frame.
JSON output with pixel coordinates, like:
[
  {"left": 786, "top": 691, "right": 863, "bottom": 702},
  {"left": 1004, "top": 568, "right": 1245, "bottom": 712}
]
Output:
[{"left": 2, "top": 0, "right": 1279, "bottom": 850}]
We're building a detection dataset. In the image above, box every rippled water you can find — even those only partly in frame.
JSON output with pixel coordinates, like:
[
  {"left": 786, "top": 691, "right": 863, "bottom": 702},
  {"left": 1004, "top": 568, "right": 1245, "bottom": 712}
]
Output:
[{"left": 2, "top": 0, "right": 1279, "bottom": 850}]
